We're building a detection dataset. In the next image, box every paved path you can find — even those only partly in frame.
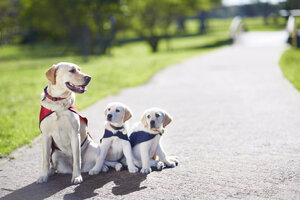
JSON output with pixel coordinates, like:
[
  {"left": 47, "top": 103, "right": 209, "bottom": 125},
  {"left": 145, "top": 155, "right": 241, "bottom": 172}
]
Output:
[{"left": 1, "top": 31, "right": 300, "bottom": 200}]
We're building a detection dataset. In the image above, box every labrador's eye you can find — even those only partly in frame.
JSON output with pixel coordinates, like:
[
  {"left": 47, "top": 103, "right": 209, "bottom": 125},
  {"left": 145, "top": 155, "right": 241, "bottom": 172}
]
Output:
[
  {"left": 69, "top": 68, "right": 76, "bottom": 73},
  {"left": 116, "top": 109, "right": 120, "bottom": 112},
  {"left": 108, "top": 108, "right": 111, "bottom": 111},
  {"left": 155, "top": 113, "right": 160, "bottom": 118},
  {"left": 147, "top": 115, "right": 150, "bottom": 119}
]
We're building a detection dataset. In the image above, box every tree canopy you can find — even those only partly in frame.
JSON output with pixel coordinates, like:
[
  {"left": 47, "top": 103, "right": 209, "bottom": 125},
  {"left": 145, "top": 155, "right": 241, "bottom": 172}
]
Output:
[{"left": 0, "top": 0, "right": 221, "bottom": 54}]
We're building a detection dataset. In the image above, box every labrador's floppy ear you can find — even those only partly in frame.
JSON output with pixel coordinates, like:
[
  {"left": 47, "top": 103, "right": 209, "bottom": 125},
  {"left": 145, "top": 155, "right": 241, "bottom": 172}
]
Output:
[
  {"left": 123, "top": 106, "right": 132, "bottom": 122},
  {"left": 162, "top": 111, "right": 172, "bottom": 128},
  {"left": 46, "top": 64, "right": 58, "bottom": 85},
  {"left": 141, "top": 113, "right": 148, "bottom": 127}
]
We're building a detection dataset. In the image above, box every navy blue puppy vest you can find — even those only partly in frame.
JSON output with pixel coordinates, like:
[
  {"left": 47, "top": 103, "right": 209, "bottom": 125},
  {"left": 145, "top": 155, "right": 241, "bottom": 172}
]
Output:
[
  {"left": 100, "top": 129, "right": 129, "bottom": 143},
  {"left": 129, "top": 131, "right": 162, "bottom": 147}
]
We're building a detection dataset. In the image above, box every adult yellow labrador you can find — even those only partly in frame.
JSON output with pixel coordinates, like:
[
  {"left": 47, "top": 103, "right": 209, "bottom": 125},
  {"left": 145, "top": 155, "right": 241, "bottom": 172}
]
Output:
[{"left": 37, "top": 62, "right": 100, "bottom": 184}]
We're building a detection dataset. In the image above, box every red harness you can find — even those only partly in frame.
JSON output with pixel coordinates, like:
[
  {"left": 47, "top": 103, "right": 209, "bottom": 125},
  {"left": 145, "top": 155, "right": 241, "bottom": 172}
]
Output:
[
  {"left": 39, "top": 86, "right": 88, "bottom": 127},
  {"left": 39, "top": 87, "right": 91, "bottom": 152},
  {"left": 39, "top": 105, "right": 88, "bottom": 127}
]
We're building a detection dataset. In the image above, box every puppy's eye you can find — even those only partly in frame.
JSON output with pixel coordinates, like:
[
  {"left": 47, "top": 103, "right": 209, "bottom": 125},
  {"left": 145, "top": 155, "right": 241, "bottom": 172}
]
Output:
[
  {"left": 116, "top": 109, "right": 120, "bottom": 112},
  {"left": 155, "top": 113, "right": 160, "bottom": 118},
  {"left": 69, "top": 68, "right": 76, "bottom": 73},
  {"left": 108, "top": 108, "right": 111, "bottom": 111},
  {"left": 147, "top": 115, "right": 150, "bottom": 119}
]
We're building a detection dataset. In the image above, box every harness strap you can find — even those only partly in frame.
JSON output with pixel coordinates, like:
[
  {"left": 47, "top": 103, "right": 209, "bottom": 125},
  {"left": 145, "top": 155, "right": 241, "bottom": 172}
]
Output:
[
  {"left": 39, "top": 104, "right": 92, "bottom": 153},
  {"left": 110, "top": 124, "right": 124, "bottom": 130}
]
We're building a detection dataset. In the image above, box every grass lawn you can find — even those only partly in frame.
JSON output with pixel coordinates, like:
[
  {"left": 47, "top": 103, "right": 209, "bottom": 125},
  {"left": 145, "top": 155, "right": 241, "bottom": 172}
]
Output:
[
  {"left": 0, "top": 32, "right": 229, "bottom": 156},
  {"left": 279, "top": 48, "right": 300, "bottom": 90},
  {"left": 183, "top": 17, "right": 285, "bottom": 35},
  {"left": 116, "top": 17, "right": 285, "bottom": 41}
]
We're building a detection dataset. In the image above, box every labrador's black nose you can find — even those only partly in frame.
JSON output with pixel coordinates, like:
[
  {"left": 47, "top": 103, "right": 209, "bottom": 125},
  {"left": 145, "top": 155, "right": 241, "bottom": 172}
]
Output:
[
  {"left": 107, "top": 114, "right": 112, "bottom": 121},
  {"left": 84, "top": 76, "right": 91, "bottom": 84}
]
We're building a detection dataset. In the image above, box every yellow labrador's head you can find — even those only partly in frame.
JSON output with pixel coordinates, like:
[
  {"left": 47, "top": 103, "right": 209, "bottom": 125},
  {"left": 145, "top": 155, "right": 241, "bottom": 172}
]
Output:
[
  {"left": 141, "top": 108, "right": 172, "bottom": 131},
  {"left": 46, "top": 62, "right": 91, "bottom": 94},
  {"left": 104, "top": 102, "right": 132, "bottom": 123}
]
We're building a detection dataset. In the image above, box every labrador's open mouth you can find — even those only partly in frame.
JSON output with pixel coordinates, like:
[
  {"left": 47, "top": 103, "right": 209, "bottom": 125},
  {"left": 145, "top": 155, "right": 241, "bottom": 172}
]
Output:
[{"left": 65, "top": 82, "right": 87, "bottom": 94}]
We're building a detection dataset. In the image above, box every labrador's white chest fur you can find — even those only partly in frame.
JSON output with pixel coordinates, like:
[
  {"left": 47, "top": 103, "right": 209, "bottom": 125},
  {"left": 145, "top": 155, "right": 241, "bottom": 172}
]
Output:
[{"left": 40, "top": 110, "right": 80, "bottom": 156}]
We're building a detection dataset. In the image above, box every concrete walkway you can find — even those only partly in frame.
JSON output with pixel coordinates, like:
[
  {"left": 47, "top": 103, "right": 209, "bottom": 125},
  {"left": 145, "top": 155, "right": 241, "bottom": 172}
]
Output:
[{"left": 1, "top": 31, "right": 300, "bottom": 200}]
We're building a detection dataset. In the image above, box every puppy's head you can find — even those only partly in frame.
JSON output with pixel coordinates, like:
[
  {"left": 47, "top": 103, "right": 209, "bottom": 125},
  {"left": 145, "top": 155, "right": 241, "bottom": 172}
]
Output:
[
  {"left": 104, "top": 102, "right": 132, "bottom": 124},
  {"left": 141, "top": 108, "right": 172, "bottom": 131},
  {"left": 46, "top": 62, "right": 91, "bottom": 94}
]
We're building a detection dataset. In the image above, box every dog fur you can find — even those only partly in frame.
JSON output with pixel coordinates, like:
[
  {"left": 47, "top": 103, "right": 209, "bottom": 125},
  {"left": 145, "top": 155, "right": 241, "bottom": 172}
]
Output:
[
  {"left": 89, "top": 102, "right": 138, "bottom": 175},
  {"left": 130, "top": 108, "right": 178, "bottom": 174},
  {"left": 37, "top": 62, "right": 100, "bottom": 184}
]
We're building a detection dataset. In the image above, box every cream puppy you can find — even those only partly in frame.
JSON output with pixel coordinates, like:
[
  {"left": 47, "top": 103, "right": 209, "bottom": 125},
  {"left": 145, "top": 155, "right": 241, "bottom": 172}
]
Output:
[
  {"left": 89, "top": 102, "right": 138, "bottom": 175},
  {"left": 37, "top": 62, "right": 100, "bottom": 184},
  {"left": 130, "top": 108, "right": 178, "bottom": 174}
]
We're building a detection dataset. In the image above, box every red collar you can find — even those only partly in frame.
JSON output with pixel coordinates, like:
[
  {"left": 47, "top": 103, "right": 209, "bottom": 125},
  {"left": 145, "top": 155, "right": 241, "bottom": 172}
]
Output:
[{"left": 44, "top": 86, "right": 66, "bottom": 101}]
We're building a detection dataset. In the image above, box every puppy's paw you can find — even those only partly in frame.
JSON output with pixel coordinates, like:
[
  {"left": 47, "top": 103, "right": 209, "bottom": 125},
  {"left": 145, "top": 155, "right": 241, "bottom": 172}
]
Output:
[
  {"left": 165, "top": 161, "right": 176, "bottom": 168},
  {"left": 102, "top": 165, "right": 109, "bottom": 173},
  {"left": 89, "top": 168, "right": 100, "bottom": 175},
  {"left": 36, "top": 175, "right": 49, "bottom": 184},
  {"left": 140, "top": 167, "right": 152, "bottom": 174},
  {"left": 115, "top": 163, "right": 123, "bottom": 172},
  {"left": 167, "top": 156, "right": 179, "bottom": 166},
  {"left": 156, "top": 161, "right": 164, "bottom": 170},
  {"left": 71, "top": 175, "right": 83, "bottom": 184},
  {"left": 128, "top": 166, "right": 139, "bottom": 173}
]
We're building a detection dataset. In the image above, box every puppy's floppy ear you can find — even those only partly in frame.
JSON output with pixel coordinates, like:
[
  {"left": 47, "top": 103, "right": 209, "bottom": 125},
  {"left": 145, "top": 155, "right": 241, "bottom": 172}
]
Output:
[
  {"left": 123, "top": 106, "right": 132, "bottom": 122},
  {"left": 162, "top": 111, "right": 172, "bottom": 128},
  {"left": 46, "top": 64, "right": 58, "bottom": 85},
  {"left": 104, "top": 107, "right": 109, "bottom": 116},
  {"left": 141, "top": 113, "right": 148, "bottom": 128}
]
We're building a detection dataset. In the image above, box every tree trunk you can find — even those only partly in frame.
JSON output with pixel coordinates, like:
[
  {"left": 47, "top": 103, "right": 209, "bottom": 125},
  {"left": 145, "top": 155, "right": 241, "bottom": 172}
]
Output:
[
  {"left": 147, "top": 36, "right": 160, "bottom": 52},
  {"left": 82, "top": 24, "right": 90, "bottom": 61},
  {"left": 198, "top": 11, "right": 206, "bottom": 34}
]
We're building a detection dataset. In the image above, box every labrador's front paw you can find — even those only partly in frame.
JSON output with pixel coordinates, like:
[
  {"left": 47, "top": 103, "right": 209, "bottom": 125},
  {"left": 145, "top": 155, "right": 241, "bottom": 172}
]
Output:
[
  {"left": 128, "top": 166, "right": 139, "bottom": 173},
  {"left": 36, "top": 170, "right": 51, "bottom": 184},
  {"left": 36, "top": 175, "right": 49, "bottom": 184},
  {"left": 89, "top": 167, "right": 100, "bottom": 175},
  {"left": 140, "top": 167, "right": 152, "bottom": 174},
  {"left": 115, "top": 163, "right": 123, "bottom": 172},
  {"left": 71, "top": 175, "right": 83, "bottom": 184}
]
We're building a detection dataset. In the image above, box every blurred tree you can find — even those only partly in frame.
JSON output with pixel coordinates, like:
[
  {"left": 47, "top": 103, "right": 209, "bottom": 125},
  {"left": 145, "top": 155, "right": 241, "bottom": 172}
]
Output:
[
  {"left": 179, "top": 0, "right": 221, "bottom": 34},
  {"left": 128, "top": 0, "right": 221, "bottom": 52},
  {"left": 0, "top": 0, "right": 19, "bottom": 44},
  {"left": 19, "top": 0, "right": 123, "bottom": 55},
  {"left": 285, "top": 0, "right": 300, "bottom": 10}
]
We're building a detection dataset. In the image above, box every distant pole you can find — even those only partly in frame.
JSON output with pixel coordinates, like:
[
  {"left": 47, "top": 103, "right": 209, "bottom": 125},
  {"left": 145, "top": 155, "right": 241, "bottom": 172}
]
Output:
[
  {"left": 287, "top": 16, "right": 297, "bottom": 47},
  {"left": 230, "top": 16, "right": 244, "bottom": 44}
]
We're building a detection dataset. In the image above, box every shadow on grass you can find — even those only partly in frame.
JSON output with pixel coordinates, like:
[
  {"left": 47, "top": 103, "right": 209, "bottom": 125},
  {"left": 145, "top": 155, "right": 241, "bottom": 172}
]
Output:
[
  {"left": 177, "top": 38, "right": 232, "bottom": 52},
  {"left": 0, "top": 171, "right": 147, "bottom": 200}
]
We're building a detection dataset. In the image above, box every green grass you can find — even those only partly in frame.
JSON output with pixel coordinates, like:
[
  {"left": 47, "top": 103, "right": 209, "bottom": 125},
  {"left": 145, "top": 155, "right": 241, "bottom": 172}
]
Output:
[
  {"left": 183, "top": 17, "right": 285, "bottom": 35},
  {"left": 115, "top": 16, "right": 285, "bottom": 41},
  {"left": 279, "top": 48, "right": 300, "bottom": 91},
  {"left": 0, "top": 32, "right": 229, "bottom": 156},
  {"left": 243, "top": 17, "right": 286, "bottom": 31}
]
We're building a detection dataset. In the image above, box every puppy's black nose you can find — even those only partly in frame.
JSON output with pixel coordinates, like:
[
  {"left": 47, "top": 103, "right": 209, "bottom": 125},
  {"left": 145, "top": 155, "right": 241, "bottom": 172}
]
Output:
[
  {"left": 150, "top": 120, "right": 155, "bottom": 127},
  {"left": 107, "top": 114, "right": 112, "bottom": 121},
  {"left": 84, "top": 76, "right": 91, "bottom": 84}
]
